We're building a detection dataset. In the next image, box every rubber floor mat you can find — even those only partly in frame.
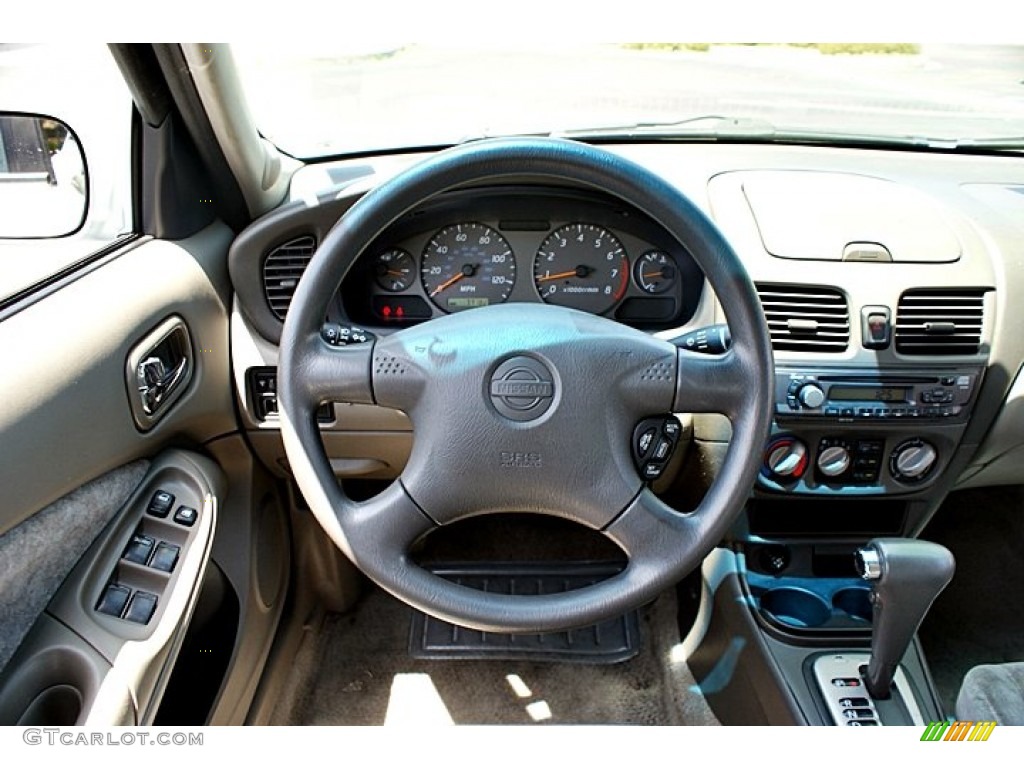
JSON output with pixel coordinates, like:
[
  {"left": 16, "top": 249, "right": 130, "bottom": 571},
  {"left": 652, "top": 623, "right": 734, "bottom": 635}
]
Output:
[{"left": 409, "top": 562, "right": 640, "bottom": 663}]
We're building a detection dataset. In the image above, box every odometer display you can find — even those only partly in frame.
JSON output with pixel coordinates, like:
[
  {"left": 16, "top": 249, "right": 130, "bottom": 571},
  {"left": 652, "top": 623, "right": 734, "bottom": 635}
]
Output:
[
  {"left": 420, "top": 222, "right": 515, "bottom": 313},
  {"left": 534, "top": 223, "right": 628, "bottom": 314}
]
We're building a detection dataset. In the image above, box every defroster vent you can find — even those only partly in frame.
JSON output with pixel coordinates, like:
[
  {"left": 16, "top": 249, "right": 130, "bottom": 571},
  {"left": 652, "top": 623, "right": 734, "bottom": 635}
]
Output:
[
  {"left": 895, "top": 288, "right": 987, "bottom": 355},
  {"left": 263, "top": 236, "right": 316, "bottom": 321},
  {"left": 756, "top": 284, "right": 850, "bottom": 353}
]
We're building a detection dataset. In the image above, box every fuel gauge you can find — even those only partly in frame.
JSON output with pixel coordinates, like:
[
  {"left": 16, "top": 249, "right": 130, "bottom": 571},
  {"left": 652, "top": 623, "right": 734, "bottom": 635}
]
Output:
[
  {"left": 633, "top": 250, "right": 677, "bottom": 294},
  {"left": 374, "top": 248, "right": 415, "bottom": 292}
]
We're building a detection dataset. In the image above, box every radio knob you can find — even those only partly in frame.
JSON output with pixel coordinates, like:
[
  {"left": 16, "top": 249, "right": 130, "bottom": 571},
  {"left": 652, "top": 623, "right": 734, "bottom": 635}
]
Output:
[
  {"left": 818, "top": 445, "right": 851, "bottom": 477},
  {"left": 797, "top": 383, "right": 826, "bottom": 409},
  {"left": 764, "top": 437, "right": 808, "bottom": 479},
  {"left": 891, "top": 439, "right": 938, "bottom": 482}
]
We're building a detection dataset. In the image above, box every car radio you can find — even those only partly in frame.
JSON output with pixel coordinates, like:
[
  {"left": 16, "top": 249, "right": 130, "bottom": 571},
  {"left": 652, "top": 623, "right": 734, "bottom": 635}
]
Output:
[{"left": 774, "top": 367, "right": 982, "bottom": 422}]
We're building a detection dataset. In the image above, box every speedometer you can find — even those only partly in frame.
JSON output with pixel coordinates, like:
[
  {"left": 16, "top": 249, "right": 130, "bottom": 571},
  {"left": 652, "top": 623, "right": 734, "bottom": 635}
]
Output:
[
  {"left": 534, "top": 223, "right": 628, "bottom": 314},
  {"left": 421, "top": 222, "right": 516, "bottom": 313}
]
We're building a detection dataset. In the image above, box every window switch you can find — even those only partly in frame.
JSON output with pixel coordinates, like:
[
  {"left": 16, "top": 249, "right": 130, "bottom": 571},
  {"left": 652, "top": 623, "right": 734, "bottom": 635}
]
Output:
[
  {"left": 149, "top": 541, "right": 180, "bottom": 573},
  {"left": 96, "top": 584, "right": 132, "bottom": 618},
  {"left": 124, "top": 591, "right": 158, "bottom": 624},
  {"left": 147, "top": 490, "right": 175, "bottom": 518},
  {"left": 122, "top": 533, "right": 155, "bottom": 565},
  {"left": 173, "top": 506, "right": 197, "bottom": 527}
]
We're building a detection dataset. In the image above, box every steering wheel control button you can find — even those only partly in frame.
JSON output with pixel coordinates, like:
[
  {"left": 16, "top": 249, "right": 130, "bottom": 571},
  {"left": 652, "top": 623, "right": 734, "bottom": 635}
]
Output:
[
  {"left": 488, "top": 356, "right": 556, "bottom": 422},
  {"left": 636, "top": 427, "right": 657, "bottom": 458},
  {"left": 321, "top": 323, "right": 375, "bottom": 346},
  {"left": 632, "top": 416, "right": 682, "bottom": 482},
  {"left": 96, "top": 583, "right": 132, "bottom": 618},
  {"left": 173, "top": 505, "right": 198, "bottom": 527},
  {"left": 122, "top": 533, "right": 156, "bottom": 565},
  {"left": 124, "top": 591, "right": 158, "bottom": 625},
  {"left": 147, "top": 490, "right": 175, "bottom": 518},
  {"left": 149, "top": 542, "right": 180, "bottom": 573},
  {"left": 652, "top": 438, "right": 673, "bottom": 461}
]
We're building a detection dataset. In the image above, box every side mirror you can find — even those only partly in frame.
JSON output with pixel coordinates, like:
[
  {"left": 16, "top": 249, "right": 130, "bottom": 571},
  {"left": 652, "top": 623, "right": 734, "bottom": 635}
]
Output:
[{"left": 0, "top": 113, "right": 88, "bottom": 238}]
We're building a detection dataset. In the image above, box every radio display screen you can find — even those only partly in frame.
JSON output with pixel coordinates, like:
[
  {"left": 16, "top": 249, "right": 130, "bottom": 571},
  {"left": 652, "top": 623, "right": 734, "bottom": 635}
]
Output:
[{"left": 828, "top": 385, "right": 910, "bottom": 403}]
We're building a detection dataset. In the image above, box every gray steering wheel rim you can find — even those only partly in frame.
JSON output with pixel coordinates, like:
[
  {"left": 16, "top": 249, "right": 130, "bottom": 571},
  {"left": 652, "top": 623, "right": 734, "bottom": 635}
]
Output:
[{"left": 278, "top": 137, "right": 774, "bottom": 633}]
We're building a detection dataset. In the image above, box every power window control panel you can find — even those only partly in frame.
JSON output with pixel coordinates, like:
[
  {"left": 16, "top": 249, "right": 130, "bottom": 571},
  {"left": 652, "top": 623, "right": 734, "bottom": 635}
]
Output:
[{"left": 95, "top": 482, "right": 200, "bottom": 628}]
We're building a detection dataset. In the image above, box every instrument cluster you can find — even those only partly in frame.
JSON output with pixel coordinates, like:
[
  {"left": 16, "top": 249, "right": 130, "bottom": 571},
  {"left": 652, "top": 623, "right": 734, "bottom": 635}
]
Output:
[{"left": 339, "top": 187, "right": 702, "bottom": 329}]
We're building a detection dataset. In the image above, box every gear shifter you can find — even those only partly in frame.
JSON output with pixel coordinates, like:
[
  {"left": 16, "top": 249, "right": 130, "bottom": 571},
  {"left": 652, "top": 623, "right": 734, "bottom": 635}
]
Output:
[{"left": 856, "top": 538, "right": 955, "bottom": 700}]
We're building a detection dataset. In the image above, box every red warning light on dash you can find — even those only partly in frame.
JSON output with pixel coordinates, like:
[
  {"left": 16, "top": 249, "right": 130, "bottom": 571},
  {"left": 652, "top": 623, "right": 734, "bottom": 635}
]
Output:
[{"left": 372, "top": 296, "right": 431, "bottom": 322}]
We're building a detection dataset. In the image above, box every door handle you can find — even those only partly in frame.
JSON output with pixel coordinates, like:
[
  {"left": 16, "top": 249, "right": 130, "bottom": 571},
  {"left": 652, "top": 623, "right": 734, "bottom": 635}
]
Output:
[
  {"left": 125, "top": 316, "right": 193, "bottom": 430},
  {"left": 137, "top": 355, "right": 188, "bottom": 414}
]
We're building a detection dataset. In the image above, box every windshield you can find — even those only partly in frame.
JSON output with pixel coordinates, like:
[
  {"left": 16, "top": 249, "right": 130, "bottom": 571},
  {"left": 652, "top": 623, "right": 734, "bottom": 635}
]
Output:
[{"left": 232, "top": 43, "right": 1024, "bottom": 157}]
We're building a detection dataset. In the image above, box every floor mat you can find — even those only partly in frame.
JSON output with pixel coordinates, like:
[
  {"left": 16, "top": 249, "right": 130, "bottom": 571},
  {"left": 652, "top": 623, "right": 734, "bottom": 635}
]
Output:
[
  {"left": 918, "top": 486, "right": 1024, "bottom": 714},
  {"left": 274, "top": 585, "right": 719, "bottom": 726},
  {"left": 409, "top": 563, "right": 640, "bottom": 663}
]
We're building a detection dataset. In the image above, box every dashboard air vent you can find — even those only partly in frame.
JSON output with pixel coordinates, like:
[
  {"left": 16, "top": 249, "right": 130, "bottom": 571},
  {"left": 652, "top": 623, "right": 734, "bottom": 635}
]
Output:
[
  {"left": 895, "top": 288, "right": 986, "bottom": 355},
  {"left": 756, "top": 284, "right": 850, "bottom": 353},
  {"left": 263, "top": 236, "right": 316, "bottom": 321}
]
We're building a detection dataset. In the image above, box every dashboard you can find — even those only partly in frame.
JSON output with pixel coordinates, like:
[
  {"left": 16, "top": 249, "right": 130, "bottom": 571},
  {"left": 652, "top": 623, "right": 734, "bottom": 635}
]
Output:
[
  {"left": 338, "top": 188, "right": 703, "bottom": 330},
  {"left": 227, "top": 141, "right": 1024, "bottom": 541}
]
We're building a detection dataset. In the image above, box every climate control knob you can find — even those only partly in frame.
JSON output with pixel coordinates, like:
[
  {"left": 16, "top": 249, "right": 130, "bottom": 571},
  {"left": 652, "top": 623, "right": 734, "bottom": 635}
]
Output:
[
  {"left": 763, "top": 437, "right": 808, "bottom": 479},
  {"left": 890, "top": 439, "right": 938, "bottom": 482},
  {"left": 797, "top": 383, "right": 826, "bottom": 409},
  {"left": 817, "top": 445, "right": 851, "bottom": 477}
]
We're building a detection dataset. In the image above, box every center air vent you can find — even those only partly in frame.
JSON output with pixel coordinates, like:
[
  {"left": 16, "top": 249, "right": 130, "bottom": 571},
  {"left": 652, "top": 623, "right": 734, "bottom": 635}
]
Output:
[
  {"left": 756, "top": 284, "right": 850, "bottom": 353},
  {"left": 263, "top": 236, "right": 316, "bottom": 321},
  {"left": 895, "top": 288, "right": 987, "bottom": 355}
]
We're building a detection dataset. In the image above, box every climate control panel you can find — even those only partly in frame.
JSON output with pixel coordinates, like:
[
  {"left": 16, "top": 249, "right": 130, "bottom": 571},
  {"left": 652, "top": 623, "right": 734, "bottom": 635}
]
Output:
[{"left": 761, "top": 433, "right": 941, "bottom": 493}]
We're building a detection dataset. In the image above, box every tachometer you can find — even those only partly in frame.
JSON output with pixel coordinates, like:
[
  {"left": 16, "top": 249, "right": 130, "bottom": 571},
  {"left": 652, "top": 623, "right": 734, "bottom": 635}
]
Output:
[
  {"left": 534, "top": 223, "right": 628, "bottom": 314},
  {"left": 421, "top": 222, "right": 516, "bottom": 313}
]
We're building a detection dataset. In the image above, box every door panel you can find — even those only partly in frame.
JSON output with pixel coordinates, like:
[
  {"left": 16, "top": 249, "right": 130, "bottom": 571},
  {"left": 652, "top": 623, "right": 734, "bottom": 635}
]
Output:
[{"left": 0, "top": 220, "right": 238, "bottom": 724}]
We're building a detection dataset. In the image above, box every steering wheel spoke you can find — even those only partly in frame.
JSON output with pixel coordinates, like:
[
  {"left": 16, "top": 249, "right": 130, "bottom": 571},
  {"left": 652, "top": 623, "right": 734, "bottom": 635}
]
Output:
[
  {"left": 289, "top": 332, "right": 376, "bottom": 409},
  {"left": 673, "top": 347, "right": 750, "bottom": 418}
]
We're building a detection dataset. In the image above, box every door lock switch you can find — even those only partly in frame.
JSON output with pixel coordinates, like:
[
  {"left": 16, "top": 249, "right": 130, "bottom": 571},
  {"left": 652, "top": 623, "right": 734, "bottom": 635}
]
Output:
[
  {"left": 173, "top": 506, "right": 198, "bottom": 527},
  {"left": 147, "top": 490, "right": 175, "bottom": 518}
]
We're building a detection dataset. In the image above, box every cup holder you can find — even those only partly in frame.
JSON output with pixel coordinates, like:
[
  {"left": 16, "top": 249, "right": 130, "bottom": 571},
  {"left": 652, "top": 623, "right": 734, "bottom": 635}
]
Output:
[
  {"left": 833, "top": 586, "right": 874, "bottom": 623},
  {"left": 759, "top": 587, "right": 832, "bottom": 628}
]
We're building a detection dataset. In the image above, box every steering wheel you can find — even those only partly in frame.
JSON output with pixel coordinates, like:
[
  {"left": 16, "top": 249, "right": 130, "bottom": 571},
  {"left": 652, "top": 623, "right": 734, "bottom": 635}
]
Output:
[{"left": 278, "top": 138, "right": 773, "bottom": 633}]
